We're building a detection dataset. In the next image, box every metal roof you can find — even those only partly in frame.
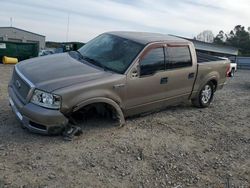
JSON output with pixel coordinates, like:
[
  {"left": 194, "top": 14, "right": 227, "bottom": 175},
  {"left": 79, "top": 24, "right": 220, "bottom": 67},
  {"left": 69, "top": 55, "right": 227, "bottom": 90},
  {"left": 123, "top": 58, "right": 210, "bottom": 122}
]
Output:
[
  {"left": 191, "top": 39, "right": 238, "bottom": 56},
  {"left": 0, "top": 27, "right": 45, "bottom": 37},
  {"left": 107, "top": 31, "right": 190, "bottom": 45},
  {"left": 175, "top": 36, "right": 238, "bottom": 56}
]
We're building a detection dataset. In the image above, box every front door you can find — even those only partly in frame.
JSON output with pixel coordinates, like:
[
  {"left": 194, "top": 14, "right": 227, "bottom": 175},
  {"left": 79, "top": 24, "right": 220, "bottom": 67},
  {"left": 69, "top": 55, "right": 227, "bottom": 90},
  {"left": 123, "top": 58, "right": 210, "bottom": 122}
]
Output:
[{"left": 125, "top": 44, "right": 169, "bottom": 111}]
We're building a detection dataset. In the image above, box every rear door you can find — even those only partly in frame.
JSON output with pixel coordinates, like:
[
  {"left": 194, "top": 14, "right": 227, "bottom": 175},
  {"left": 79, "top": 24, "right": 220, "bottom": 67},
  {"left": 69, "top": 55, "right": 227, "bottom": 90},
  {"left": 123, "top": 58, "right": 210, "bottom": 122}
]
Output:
[{"left": 163, "top": 45, "right": 196, "bottom": 98}]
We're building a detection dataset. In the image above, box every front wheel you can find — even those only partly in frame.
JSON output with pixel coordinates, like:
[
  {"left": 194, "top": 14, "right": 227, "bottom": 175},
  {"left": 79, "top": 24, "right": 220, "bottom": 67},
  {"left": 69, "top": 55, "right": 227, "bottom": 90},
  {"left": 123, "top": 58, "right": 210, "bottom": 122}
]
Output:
[{"left": 192, "top": 82, "right": 214, "bottom": 108}]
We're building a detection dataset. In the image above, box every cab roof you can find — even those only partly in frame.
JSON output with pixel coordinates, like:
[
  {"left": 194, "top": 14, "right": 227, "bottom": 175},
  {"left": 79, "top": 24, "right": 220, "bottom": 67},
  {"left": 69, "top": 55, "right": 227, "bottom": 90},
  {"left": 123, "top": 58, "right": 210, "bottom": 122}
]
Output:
[{"left": 107, "top": 31, "right": 190, "bottom": 45}]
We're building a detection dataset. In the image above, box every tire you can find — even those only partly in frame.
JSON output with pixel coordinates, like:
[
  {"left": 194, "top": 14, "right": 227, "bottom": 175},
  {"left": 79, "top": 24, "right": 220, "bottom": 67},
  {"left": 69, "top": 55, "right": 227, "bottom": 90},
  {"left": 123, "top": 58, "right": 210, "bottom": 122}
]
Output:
[
  {"left": 230, "top": 69, "right": 235, "bottom": 77},
  {"left": 192, "top": 82, "right": 214, "bottom": 108}
]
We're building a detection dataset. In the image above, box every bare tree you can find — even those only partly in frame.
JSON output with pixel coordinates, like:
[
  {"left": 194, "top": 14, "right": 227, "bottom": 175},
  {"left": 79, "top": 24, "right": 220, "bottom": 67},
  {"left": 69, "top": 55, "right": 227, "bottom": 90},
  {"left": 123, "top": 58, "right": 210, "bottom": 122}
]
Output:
[{"left": 196, "top": 30, "right": 214, "bottom": 43}]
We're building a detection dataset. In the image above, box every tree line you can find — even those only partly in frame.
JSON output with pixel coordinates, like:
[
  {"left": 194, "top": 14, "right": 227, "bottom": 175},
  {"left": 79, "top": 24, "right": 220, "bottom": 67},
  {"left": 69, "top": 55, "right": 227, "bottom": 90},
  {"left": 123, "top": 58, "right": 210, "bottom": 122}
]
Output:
[{"left": 213, "top": 25, "right": 250, "bottom": 56}]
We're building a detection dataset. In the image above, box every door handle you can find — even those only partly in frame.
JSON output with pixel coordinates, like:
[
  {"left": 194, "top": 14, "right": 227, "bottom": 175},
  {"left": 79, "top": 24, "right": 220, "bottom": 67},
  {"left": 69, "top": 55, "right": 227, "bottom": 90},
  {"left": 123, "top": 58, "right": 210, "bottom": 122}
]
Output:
[
  {"left": 113, "top": 84, "right": 125, "bottom": 89},
  {"left": 160, "top": 77, "right": 168, "bottom": 84},
  {"left": 188, "top": 73, "right": 195, "bottom": 79}
]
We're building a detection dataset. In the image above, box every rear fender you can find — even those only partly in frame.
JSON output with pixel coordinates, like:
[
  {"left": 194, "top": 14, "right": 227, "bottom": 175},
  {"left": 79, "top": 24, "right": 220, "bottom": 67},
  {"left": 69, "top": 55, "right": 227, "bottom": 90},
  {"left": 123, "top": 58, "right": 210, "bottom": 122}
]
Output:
[{"left": 191, "top": 72, "right": 219, "bottom": 99}]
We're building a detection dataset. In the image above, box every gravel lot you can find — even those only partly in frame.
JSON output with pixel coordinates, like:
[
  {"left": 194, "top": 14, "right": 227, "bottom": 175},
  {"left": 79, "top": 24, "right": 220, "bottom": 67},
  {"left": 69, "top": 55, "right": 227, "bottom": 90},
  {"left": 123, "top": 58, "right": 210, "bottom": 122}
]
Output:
[{"left": 0, "top": 64, "right": 249, "bottom": 188}]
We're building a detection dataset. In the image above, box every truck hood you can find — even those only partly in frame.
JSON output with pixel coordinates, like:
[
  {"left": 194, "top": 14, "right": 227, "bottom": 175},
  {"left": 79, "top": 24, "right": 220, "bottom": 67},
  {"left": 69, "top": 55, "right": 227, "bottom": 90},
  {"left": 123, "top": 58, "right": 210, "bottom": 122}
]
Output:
[{"left": 16, "top": 53, "right": 112, "bottom": 92}]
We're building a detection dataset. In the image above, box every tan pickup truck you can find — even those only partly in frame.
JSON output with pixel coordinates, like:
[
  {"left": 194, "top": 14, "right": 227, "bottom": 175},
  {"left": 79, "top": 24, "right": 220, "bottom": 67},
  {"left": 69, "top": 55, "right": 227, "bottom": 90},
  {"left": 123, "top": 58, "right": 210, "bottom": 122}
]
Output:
[{"left": 8, "top": 32, "right": 230, "bottom": 134}]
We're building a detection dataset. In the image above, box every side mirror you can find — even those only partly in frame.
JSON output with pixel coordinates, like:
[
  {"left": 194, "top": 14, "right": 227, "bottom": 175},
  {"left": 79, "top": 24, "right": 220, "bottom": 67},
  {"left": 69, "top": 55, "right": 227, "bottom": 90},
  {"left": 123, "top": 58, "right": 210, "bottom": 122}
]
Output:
[
  {"left": 131, "top": 64, "right": 140, "bottom": 78},
  {"left": 131, "top": 70, "right": 138, "bottom": 78}
]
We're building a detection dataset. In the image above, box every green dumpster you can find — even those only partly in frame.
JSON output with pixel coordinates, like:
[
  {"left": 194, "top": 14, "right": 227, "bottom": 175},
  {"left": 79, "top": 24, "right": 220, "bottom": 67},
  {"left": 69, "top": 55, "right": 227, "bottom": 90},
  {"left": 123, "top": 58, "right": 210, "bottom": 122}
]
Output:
[{"left": 0, "top": 41, "right": 39, "bottom": 63}]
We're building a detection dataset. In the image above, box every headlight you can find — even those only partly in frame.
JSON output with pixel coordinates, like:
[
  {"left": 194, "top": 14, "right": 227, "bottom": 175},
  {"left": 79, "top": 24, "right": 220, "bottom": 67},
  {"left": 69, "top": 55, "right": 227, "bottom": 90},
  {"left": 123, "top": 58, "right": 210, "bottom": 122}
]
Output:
[{"left": 30, "top": 89, "right": 61, "bottom": 109}]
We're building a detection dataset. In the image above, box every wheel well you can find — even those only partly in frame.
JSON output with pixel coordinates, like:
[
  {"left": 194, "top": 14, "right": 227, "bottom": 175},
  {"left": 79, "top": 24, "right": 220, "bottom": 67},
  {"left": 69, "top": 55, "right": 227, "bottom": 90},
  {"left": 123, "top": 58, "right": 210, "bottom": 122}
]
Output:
[
  {"left": 209, "top": 79, "right": 217, "bottom": 91},
  {"left": 70, "top": 102, "right": 119, "bottom": 124}
]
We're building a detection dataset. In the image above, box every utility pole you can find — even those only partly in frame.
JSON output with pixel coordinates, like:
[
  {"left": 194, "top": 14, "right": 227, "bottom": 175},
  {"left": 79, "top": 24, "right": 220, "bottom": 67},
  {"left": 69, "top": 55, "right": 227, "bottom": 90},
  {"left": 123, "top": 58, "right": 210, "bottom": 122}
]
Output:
[
  {"left": 66, "top": 13, "right": 70, "bottom": 42},
  {"left": 10, "top": 17, "right": 13, "bottom": 27}
]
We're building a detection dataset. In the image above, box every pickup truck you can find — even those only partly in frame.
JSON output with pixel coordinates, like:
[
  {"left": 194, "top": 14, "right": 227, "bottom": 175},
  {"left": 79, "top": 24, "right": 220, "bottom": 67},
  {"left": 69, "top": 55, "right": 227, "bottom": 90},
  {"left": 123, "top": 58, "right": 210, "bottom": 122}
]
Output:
[
  {"left": 229, "top": 61, "right": 237, "bottom": 77},
  {"left": 220, "top": 57, "right": 237, "bottom": 77},
  {"left": 8, "top": 31, "right": 230, "bottom": 135}
]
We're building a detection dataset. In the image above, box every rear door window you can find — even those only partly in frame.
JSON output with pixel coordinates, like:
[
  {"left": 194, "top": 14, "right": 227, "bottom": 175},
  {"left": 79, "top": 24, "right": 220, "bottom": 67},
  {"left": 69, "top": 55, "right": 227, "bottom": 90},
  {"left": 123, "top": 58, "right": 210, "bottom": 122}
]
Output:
[{"left": 166, "top": 46, "right": 192, "bottom": 69}]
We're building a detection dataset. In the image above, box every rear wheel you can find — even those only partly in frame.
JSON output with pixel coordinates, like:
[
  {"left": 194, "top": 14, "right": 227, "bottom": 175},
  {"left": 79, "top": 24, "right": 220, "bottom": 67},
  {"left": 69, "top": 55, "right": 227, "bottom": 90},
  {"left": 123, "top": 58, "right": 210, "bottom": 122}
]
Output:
[
  {"left": 192, "top": 82, "right": 214, "bottom": 108},
  {"left": 230, "top": 69, "right": 235, "bottom": 77}
]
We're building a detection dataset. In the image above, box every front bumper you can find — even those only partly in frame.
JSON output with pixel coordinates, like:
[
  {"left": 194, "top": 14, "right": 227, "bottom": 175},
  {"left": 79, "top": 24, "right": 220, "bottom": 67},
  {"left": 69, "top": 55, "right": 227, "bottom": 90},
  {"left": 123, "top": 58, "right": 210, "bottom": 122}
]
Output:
[{"left": 8, "top": 86, "right": 68, "bottom": 135}]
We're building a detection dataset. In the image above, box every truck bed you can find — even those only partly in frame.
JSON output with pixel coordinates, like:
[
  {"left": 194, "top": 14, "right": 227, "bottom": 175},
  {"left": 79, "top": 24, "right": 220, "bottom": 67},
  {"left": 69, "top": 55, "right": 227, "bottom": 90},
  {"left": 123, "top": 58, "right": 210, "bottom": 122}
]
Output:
[{"left": 191, "top": 52, "right": 229, "bottom": 98}]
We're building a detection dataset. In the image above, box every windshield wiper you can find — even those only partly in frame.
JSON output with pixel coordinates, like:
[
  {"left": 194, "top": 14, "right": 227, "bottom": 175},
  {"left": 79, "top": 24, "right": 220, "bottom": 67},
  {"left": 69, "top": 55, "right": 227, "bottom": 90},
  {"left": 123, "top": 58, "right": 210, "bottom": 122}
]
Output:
[
  {"left": 70, "top": 51, "right": 106, "bottom": 70},
  {"left": 68, "top": 51, "right": 84, "bottom": 60},
  {"left": 81, "top": 55, "right": 107, "bottom": 71},
  {"left": 74, "top": 51, "right": 118, "bottom": 73}
]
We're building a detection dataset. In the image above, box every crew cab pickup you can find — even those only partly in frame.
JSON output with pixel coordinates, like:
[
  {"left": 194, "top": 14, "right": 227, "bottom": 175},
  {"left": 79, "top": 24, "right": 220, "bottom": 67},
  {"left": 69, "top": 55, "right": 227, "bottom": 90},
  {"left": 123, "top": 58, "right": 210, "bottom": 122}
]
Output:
[{"left": 8, "top": 32, "right": 230, "bottom": 134}]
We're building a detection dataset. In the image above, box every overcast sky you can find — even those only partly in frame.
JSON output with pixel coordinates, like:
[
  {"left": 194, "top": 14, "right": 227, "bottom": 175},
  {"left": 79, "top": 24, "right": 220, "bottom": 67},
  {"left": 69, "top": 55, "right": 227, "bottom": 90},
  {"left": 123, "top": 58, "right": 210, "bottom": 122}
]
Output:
[{"left": 0, "top": 0, "right": 249, "bottom": 42}]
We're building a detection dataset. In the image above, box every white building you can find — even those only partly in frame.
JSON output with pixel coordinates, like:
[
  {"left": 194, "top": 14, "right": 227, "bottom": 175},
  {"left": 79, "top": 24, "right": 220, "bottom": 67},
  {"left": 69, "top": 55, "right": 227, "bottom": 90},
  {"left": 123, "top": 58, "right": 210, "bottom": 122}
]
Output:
[{"left": 0, "top": 27, "right": 45, "bottom": 50}]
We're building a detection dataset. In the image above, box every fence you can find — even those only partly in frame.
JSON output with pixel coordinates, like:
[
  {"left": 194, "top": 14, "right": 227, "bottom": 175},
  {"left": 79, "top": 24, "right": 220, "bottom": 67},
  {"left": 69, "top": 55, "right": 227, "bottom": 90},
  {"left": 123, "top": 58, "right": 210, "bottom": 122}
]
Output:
[{"left": 236, "top": 57, "right": 250, "bottom": 70}]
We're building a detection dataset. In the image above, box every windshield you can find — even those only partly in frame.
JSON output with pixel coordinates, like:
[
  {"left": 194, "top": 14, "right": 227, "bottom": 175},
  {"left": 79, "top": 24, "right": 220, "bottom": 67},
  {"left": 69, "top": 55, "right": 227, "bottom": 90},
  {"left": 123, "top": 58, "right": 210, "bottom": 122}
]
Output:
[{"left": 78, "top": 34, "right": 144, "bottom": 74}]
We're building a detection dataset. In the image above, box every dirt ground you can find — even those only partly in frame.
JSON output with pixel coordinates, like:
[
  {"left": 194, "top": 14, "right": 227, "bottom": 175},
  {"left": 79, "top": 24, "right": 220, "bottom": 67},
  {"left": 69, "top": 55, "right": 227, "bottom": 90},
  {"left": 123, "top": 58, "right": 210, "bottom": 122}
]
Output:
[{"left": 0, "top": 64, "right": 249, "bottom": 188}]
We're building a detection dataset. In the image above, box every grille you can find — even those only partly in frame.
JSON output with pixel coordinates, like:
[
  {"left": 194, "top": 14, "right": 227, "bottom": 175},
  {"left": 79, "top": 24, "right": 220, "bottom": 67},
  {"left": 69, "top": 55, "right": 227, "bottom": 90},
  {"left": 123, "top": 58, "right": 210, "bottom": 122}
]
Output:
[{"left": 12, "top": 68, "right": 31, "bottom": 100}]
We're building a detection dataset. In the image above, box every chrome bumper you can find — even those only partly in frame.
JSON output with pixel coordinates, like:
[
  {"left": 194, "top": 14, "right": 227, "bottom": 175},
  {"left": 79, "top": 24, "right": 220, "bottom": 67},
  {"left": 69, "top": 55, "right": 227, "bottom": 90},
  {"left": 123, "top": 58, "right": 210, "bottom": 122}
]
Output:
[{"left": 9, "top": 97, "right": 23, "bottom": 122}]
